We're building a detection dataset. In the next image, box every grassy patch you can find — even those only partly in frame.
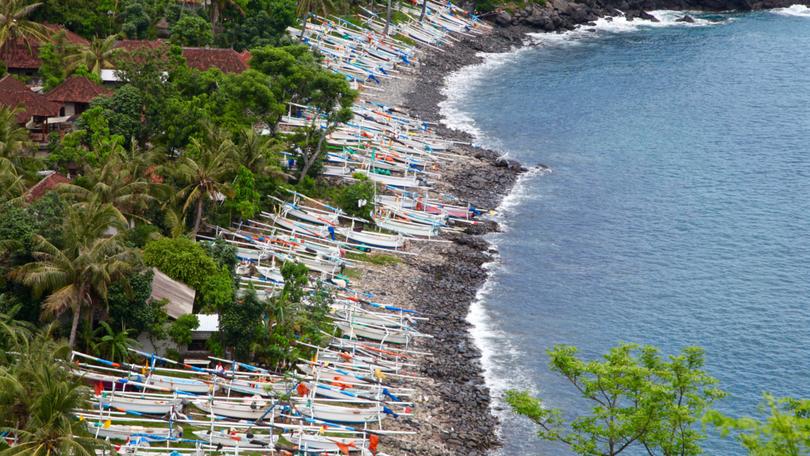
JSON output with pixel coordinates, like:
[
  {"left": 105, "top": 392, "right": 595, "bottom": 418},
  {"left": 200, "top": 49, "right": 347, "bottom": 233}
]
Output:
[
  {"left": 342, "top": 268, "right": 363, "bottom": 280},
  {"left": 345, "top": 252, "right": 401, "bottom": 266}
]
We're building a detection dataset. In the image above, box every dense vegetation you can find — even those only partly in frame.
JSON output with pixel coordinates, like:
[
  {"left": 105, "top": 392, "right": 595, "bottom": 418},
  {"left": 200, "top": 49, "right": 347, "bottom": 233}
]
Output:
[{"left": 0, "top": 0, "right": 369, "bottom": 363}]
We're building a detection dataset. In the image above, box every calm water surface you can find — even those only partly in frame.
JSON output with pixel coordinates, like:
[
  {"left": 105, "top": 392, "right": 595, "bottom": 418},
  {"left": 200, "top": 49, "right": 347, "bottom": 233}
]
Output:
[{"left": 443, "top": 9, "right": 810, "bottom": 454}]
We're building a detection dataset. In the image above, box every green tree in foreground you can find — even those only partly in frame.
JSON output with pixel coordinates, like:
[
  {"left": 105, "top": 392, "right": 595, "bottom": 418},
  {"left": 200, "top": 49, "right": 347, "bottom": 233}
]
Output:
[
  {"left": 0, "top": 322, "right": 102, "bottom": 455},
  {"left": 10, "top": 203, "right": 133, "bottom": 347},
  {"left": 706, "top": 394, "right": 810, "bottom": 455},
  {"left": 505, "top": 343, "right": 725, "bottom": 456}
]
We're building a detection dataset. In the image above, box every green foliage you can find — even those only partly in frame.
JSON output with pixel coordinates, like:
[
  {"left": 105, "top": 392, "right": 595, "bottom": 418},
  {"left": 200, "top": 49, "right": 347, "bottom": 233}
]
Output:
[
  {"left": 345, "top": 252, "right": 400, "bottom": 266},
  {"left": 170, "top": 14, "right": 213, "bottom": 47},
  {"left": 143, "top": 237, "right": 234, "bottom": 312},
  {"left": 143, "top": 237, "right": 217, "bottom": 290},
  {"left": 126, "top": 223, "right": 161, "bottom": 248},
  {"left": 505, "top": 343, "right": 725, "bottom": 456},
  {"left": 92, "top": 321, "right": 137, "bottom": 363},
  {"left": 72, "top": 64, "right": 103, "bottom": 85},
  {"left": 120, "top": 1, "right": 153, "bottom": 39},
  {"left": 198, "top": 266, "right": 235, "bottom": 313},
  {"left": 33, "top": 0, "right": 118, "bottom": 37},
  {"left": 251, "top": 45, "right": 356, "bottom": 178},
  {"left": 253, "top": 264, "right": 333, "bottom": 368},
  {"left": 707, "top": 394, "right": 810, "bottom": 455},
  {"left": 88, "top": 85, "right": 146, "bottom": 146},
  {"left": 335, "top": 175, "right": 375, "bottom": 218},
  {"left": 219, "top": 288, "right": 265, "bottom": 358},
  {"left": 107, "top": 268, "right": 168, "bottom": 339},
  {"left": 216, "top": 0, "right": 297, "bottom": 50},
  {"left": 227, "top": 165, "right": 261, "bottom": 220},
  {"left": 38, "top": 32, "right": 79, "bottom": 91},
  {"left": 0, "top": 323, "right": 103, "bottom": 454},
  {"left": 168, "top": 313, "right": 199, "bottom": 346},
  {"left": 204, "top": 69, "right": 283, "bottom": 133},
  {"left": 201, "top": 238, "right": 239, "bottom": 272}
]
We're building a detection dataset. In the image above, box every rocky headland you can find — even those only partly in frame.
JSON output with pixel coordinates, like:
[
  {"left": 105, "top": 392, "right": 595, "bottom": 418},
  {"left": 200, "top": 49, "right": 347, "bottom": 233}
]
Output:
[{"left": 490, "top": 0, "right": 810, "bottom": 31}]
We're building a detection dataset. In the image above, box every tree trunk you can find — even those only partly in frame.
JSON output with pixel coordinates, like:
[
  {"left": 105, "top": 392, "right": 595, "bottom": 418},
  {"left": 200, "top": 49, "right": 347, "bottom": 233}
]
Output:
[
  {"left": 211, "top": 2, "right": 221, "bottom": 36},
  {"left": 192, "top": 197, "right": 204, "bottom": 235},
  {"left": 298, "top": 128, "right": 328, "bottom": 180},
  {"left": 299, "top": 13, "right": 308, "bottom": 39},
  {"left": 384, "top": 0, "right": 392, "bottom": 35},
  {"left": 68, "top": 306, "right": 81, "bottom": 349},
  {"left": 420, "top": 0, "right": 427, "bottom": 21}
]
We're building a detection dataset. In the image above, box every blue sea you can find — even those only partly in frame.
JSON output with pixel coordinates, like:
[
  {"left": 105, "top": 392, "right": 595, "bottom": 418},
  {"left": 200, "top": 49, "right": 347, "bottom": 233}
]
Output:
[{"left": 440, "top": 6, "right": 810, "bottom": 455}]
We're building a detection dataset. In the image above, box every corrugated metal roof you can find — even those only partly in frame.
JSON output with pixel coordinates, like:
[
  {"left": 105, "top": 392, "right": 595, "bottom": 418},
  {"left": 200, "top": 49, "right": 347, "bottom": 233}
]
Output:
[{"left": 149, "top": 268, "right": 195, "bottom": 318}]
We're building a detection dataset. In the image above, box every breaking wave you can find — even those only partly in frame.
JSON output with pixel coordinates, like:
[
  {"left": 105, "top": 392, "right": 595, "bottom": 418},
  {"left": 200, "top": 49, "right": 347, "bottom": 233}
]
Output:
[{"left": 771, "top": 4, "right": 810, "bottom": 16}]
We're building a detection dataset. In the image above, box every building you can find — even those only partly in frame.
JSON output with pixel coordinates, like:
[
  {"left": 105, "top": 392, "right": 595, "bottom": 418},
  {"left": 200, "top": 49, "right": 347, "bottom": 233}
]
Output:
[
  {"left": 0, "top": 76, "right": 61, "bottom": 143},
  {"left": 24, "top": 171, "right": 70, "bottom": 202},
  {"left": 112, "top": 40, "right": 250, "bottom": 74},
  {"left": 0, "top": 25, "right": 89, "bottom": 75},
  {"left": 45, "top": 76, "right": 112, "bottom": 118},
  {"left": 181, "top": 47, "right": 249, "bottom": 73}
]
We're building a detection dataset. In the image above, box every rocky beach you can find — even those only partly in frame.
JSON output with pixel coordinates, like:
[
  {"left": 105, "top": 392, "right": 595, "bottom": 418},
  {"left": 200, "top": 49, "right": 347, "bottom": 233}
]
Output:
[{"left": 348, "top": 27, "right": 534, "bottom": 456}]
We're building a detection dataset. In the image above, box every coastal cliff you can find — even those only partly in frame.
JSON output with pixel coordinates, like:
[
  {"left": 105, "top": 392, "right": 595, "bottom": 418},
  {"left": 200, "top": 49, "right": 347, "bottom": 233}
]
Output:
[{"left": 489, "top": 0, "right": 810, "bottom": 31}]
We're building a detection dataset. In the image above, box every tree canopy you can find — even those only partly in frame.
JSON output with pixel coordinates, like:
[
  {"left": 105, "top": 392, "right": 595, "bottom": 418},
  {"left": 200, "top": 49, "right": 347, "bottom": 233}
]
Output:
[{"left": 506, "top": 343, "right": 725, "bottom": 456}]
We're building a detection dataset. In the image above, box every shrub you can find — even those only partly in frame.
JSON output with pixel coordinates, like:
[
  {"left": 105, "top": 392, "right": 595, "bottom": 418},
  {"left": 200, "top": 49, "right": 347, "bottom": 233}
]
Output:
[{"left": 168, "top": 314, "right": 199, "bottom": 346}]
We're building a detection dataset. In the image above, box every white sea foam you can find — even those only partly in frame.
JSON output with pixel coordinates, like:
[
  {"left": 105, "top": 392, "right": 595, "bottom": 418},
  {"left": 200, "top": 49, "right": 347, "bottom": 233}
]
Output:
[
  {"left": 465, "top": 168, "right": 548, "bottom": 446},
  {"left": 528, "top": 10, "right": 720, "bottom": 44},
  {"left": 438, "top": 48, "right": 530, "bottom": 144},
  {"left": 771, "top": 4, "right": 810, "bottom": 16}
]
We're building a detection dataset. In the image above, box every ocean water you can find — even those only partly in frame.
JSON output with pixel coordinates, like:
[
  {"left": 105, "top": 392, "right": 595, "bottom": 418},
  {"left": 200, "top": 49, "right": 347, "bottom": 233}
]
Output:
[{"left": 441, "top": 7, "right": 810, "bottom": 455}]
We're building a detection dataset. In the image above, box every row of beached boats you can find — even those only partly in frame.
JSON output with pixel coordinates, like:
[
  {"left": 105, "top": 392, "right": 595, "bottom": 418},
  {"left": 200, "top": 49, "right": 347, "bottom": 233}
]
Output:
[{"left": 13, "top": 3, "right": 492, "bottom": 455}]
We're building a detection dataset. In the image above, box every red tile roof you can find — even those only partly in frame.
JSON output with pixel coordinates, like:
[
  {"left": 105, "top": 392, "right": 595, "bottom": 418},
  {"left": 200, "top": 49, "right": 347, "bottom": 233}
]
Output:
[
  {"left": 46, "top": 76, "right": 112, "bottom": 104},
  {"left": 0, "top": 75, "right": 29, "bottom": 92},
  {"left": 113, "top": 40, "right": 249, "bottom": 73},
  {"left": 25, "top": 172, "right": 71, "bottom": 202},
  {"left": 181, "top": 47, "right": 248, "bottom": 73},
  {"left": 114, "top": 39, "right": 168, "bottom": 52},
  {"left": 0, "top": 25, "right": 88, "bottom": 70},
  {"left": 0, "top": 89, "right": 61, "bottom": 123}
]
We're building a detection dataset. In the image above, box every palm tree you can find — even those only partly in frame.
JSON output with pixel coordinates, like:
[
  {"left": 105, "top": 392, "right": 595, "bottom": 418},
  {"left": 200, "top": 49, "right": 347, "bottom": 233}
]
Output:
[
  {"left": 296, "top": 0, "right": 340, "bottom": 38},
  {"left": 0, "top": 106, "right": 32, "bottom": 165},
  {"left": 0, "top": 325, "right": 102, "bottom": 455},
  {"left": 0, "top": 157, "right": 25, "bottom": 203},
  {"left": 67, "top": 34, "right": 121, "bottom": 76},
  {"left": 9, "top": 203, "right": 133, "bottom": 348},
  {"left": 0, "top": 0, "right": 48, "bottom": 49},
  {"left": 58, "top": 149, "right": 160, "bottom": 224},
  {"left": 209, "top": 0, "right": 244, "bottom": 35},
  {"left": 92, "top": 321, "right": 136, "bottom": 364},
  {"left": 175, "top": 128, "right": 236, "bottom": 235}
]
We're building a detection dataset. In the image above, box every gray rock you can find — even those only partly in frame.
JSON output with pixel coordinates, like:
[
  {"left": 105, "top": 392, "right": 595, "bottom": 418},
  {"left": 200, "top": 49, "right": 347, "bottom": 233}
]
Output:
[{"left": 494, "top": 11, "right": 512, "bottom": 26}]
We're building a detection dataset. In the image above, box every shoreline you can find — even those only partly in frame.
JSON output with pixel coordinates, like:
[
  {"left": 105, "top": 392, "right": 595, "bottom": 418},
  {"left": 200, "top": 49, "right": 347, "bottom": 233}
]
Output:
[
  {"left": 350, "top": 27, "right": 536, "bottom": 456},
  {"left": 352, "top": 6, "right": 805, "bottom": 455}
]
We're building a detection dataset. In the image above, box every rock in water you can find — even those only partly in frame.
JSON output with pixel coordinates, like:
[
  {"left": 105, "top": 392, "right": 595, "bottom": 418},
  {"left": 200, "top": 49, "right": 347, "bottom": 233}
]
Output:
[
  {"left": 677, "top": 15, "right": 696, "bottom": 23},
  {"left": 638, "top": 10, "right": 660, "bottom": 22}
]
